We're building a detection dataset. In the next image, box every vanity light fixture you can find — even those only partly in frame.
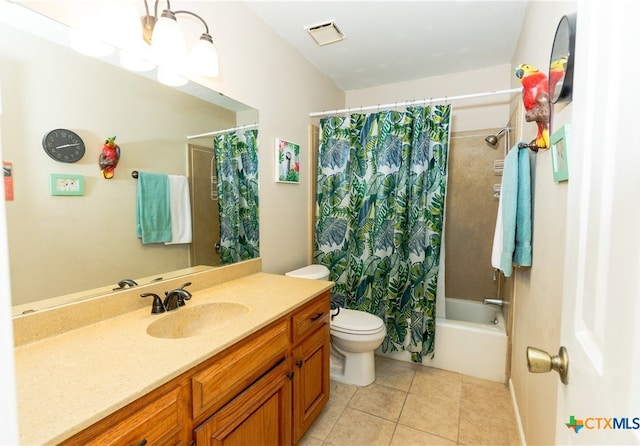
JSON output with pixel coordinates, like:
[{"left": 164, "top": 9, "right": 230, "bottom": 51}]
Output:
[{"left": 141, "top": 0, "right": 219, "bottom": 78}]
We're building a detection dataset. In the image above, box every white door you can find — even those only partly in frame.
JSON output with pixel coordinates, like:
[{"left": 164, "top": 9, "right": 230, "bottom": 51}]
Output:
[{"left": 556, "top": 1, "right": 640, "bottom": 444}]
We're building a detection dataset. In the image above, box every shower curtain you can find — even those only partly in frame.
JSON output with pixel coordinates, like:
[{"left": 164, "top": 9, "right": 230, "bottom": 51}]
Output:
[
  {"left": 214, "top": 129, "right": 259, "bottom": 264},
  {"left": 314, "top": 106, "right": 451, "bottom": 361}
]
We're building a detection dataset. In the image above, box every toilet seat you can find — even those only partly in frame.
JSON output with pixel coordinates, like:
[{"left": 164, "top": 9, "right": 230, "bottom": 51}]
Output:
[{"left": 331, "top": 308, "right": 385, "bottom": 334}]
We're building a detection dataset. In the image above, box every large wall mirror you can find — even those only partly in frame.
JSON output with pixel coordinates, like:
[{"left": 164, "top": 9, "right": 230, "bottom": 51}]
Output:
[{"left": 0, "top": 4, "right": 259, "bottom": 314}]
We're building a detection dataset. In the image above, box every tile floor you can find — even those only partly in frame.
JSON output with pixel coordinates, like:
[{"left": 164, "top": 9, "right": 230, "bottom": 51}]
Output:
[{"left": 299, "top": 356, "right": 521, "bottom": 446}]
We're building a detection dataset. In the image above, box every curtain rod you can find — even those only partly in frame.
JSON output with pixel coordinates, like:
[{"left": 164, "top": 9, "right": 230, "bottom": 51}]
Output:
[
  {"left": 187, "top": 123, "right": 258, "bottom": 139},
  {"left": 309, "top": 87, "right": 522, "bottom": 118}
]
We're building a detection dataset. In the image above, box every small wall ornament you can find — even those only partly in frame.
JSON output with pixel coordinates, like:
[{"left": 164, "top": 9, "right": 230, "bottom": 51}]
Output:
[
  {"left": 98, "top": 136, "right": 121, "bottom": 179},
  {"left": 515, "top": 63, "right": 550, "bottom": 151}
]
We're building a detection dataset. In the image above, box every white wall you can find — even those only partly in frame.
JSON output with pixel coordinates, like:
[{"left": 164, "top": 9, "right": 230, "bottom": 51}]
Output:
[
  {"left": 345, "top": 65, "right": 513, "bottom": 132},
  {"left": 508, "top": 2, "right": 576, "bottom": 445},
  {"left": 0, "top": 85, "right": 19, "bottom": 446}
]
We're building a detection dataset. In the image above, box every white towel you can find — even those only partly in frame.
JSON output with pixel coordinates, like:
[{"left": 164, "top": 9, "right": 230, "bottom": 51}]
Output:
[
  {"left": 491, "top": 182, "right": 504, "bottom": 269},
  {"left": 164, "top": 175, "right": 193, "bottom": 245}
]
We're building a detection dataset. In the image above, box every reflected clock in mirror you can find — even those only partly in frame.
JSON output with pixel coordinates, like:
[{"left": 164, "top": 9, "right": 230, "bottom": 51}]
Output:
[
  {"left": 549, "top": 13, "right": 577, "bottom": 104},
  {"left": 42, "top": 128, "right": 86, "bottom": 163}
]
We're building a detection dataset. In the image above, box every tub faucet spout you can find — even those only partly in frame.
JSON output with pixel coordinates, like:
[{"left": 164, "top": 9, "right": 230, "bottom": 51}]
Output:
[{"left": 483, "top": 298, "right": 504, "bottom": 306}]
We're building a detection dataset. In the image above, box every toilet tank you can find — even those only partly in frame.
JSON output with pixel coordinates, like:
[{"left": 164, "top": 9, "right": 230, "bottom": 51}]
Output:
[{"left": 285, "top": 264, "right": 330, "bottom": 281}]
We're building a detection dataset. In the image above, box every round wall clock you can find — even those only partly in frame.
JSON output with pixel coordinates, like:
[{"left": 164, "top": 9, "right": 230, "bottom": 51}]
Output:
[{"left": 42, "top": 128, "right": 86, "bottom": 163}]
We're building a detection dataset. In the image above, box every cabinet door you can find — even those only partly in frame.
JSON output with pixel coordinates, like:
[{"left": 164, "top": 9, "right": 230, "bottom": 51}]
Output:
[
  {"left": 292, "top": 323, "right": 330, "bottom": 444},
  {"left": 194, "top": 360, "right": 291, "bottom": 446}
]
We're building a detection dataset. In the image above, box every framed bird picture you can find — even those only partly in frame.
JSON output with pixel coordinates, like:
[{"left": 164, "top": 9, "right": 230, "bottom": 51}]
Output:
[
  {"left": 550, "top": 124, "right": 570, "bottom": 182},
  {"left": 275, "top": 138, "right": 300, "bottom": 183}
]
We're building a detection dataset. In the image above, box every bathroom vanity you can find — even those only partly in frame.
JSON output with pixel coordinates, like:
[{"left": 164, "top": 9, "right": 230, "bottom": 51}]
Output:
[{"left": 12, "top": 259, "right": 332, "bottom": 445}]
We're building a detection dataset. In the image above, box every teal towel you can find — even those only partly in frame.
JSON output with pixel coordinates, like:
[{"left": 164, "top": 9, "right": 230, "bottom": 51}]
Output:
[
  {"left": 136, "top": 172, "right": 172, "bottom": 244},
  {"left": 499, "top": 145, "right": 532, "bottom": 276}
]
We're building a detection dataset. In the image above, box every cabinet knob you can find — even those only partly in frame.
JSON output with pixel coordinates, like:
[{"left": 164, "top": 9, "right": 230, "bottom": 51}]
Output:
[
  {"left": 296, "top": 359, "right": 303, "bottom": 368},
  {"left": 286, "top": 371, "right": 295, "bottom": 380},
  {"left": 135, "top": 440, "right": 147, "bottom": 446},
  {"left": 310, "top": 312, "right": 324, "bottom": 321}
]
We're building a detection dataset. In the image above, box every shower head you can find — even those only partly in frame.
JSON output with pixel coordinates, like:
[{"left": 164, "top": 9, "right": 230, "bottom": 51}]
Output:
[{"left": 485, "top": 127, "right": 509, "bottom": 146}]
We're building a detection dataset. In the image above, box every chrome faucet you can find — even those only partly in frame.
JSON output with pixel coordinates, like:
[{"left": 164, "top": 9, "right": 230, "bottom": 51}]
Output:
[
  {"left": 482, "top": 297, "right": 504, "bottom": 306},
  {"left": 141, "top": 282, "right": 192, "bottom": 314}
]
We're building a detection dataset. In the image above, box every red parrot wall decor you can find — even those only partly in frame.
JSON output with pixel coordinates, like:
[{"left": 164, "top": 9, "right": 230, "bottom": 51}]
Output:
[
  {"left": 99, "top": 136, "right": 121, "bottom": 179},
  {"left": 514, "top": 63, "right": 550, "bottom": 150}
]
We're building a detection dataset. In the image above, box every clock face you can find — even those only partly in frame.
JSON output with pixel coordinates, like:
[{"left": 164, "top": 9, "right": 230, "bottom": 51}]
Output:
[{"left": 42, "top": 129, "right": 86, "bottom": 163}]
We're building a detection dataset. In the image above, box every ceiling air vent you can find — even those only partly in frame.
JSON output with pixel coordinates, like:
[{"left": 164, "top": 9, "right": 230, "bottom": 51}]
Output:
[{"left": 305, "top": 21, "right": 345, "bottom": 46}]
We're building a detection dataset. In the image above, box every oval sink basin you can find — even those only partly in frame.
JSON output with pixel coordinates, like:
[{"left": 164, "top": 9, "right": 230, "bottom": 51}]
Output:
[{"left": 146, "top": 302, "right": 250, "bottom": 339}]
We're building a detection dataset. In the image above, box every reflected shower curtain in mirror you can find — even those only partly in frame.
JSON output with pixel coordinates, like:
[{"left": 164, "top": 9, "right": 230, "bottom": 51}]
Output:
[
  {"left": 214, "top": 129, "right": 259, "bottom": 264},
  {"left": 314, "top": 106, "right": 451, "bottom": 361}
]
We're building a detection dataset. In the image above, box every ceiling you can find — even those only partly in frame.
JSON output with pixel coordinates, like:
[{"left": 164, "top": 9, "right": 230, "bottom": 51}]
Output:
[{"left": 244, "top": 1, "right": 529, "bottom": 91}]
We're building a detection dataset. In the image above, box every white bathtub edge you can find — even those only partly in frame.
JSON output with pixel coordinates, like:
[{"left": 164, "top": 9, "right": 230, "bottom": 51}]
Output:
[{"left": 509, "top": 378, "right": 527, "bottom": 446}]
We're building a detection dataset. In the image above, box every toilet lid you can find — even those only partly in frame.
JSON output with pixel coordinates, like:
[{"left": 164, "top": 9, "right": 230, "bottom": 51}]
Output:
[
  {"left": 285, "top": 264, "right": 330, "bottom": 280},
  {"left": 331, "top": 308, "right": 384, "bottom": 332}
]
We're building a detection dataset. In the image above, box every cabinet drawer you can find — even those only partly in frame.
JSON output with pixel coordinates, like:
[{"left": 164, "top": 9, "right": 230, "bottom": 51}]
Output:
[
  {"left": 192, "top": 319, "right": 289, "bottom": 419},
  {"left": 291, "top": 292, "right": 330, "bottom": 344},
  {"left": 61, "top": 384, "right": 189, "bottom": 446}
]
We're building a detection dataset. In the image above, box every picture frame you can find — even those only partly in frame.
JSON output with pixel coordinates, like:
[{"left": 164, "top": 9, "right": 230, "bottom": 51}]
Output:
[
  {"left": 275, "top": 138, "right": 300, "bottom": 183},
  {"left": 50, "top": 173, "right": 84, "bottom": 196},
  {"left": 550, "top": 124, "right": 570, "bottom": 182}
]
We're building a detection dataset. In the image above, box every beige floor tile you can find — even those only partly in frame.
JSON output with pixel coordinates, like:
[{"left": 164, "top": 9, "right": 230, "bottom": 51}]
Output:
[
  {"left": 458, "top": 414, "right": 520, "bottom": 445},
  {"left": 375, "top": 356, "right": 417, "bottom": 392},
  {"left": 462, "top": 374, "right": 508, "bottom": 390},
  {"left": 324, "top": 407, "right": 396, "bottom": 446},
  {"left": 296, "top": 433, "right": 324, "bottom": 446},
  {"left": 329, "top": 380, "right": 358, "bottom": 405},
  {"left": 308, "top": 360, "right": 521, "bottom": 446},
  {"left": 461, "top": 381, "right": 513, "bottom": 415},
  {"left": 398, "top": 392, "right": 460, "bottom": 442},
  {"left": 304, "top": 400, "right": 347, "bottom": 442},
  {"left": 410, "top": 366, "right": 462, "bottom": 403},
  {"left": 391, "top": 424, "right": 457, "bottom": 446},
  {"left": 348, "top": 383, "right": 407, "bottom": 422}
]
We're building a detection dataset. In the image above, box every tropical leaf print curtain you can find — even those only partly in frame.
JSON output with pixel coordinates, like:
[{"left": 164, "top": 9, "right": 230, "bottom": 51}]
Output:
[
  {"left": 314, "top": 106, "right": 451, "bottom": 362},
  {"left": 214, "top": 129, "right": 259, "bottom": 264}
]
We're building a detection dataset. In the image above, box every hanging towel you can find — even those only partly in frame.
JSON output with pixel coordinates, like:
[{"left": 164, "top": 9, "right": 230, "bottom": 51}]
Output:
[
  {"left": 491, "top": 184, "right": 504, "bottom": 269},
  {"left": 136, "top": 172, "right": 172, "bottom": 244},
  {"left": 164, "top": 175, "right": 193, "bottom": 245},
  {"left": 491, "top": 144, "right": 532, "bottom": 277}
]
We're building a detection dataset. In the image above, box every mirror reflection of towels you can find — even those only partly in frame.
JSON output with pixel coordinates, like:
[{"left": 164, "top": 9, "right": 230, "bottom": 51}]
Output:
[
  {"left": 165, "top": 175, "right": 193, "bottom": 245},
  {"left": 136, "top": 172, "right": 172, "bottom": 244}
]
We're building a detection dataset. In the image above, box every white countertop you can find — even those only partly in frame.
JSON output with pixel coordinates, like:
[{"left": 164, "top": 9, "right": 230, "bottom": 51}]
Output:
[{"left": 13, "top": 264, "right": 332, "bottom": 445}]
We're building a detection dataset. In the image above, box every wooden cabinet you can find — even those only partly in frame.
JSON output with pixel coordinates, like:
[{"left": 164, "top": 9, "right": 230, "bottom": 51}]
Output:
[
  {"left": 60, "top": 380, "right": 191, "bottom": 446},
  {"left": 291, "top": 293, "right": 331, "bottom": 444},
  {"left": 60, "top": 292, "right": 331, "bottom": 446},
  {"left": 191, "top": 320, "right": 289, "bottom": 420},
  {"left": 194, "top": 359, "right": 292, "bottom": 446}
]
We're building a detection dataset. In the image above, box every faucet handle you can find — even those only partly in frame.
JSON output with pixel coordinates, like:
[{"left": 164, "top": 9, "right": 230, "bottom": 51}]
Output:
[
  {"left": 177, "top": 282, "right": 192, "bottom": 304},
  {"left": 141, "top": 293, "right": 165, "bottom": 314}
]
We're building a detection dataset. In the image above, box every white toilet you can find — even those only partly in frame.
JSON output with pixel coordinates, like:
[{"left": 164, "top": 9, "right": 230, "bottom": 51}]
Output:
[{"left": 285, "top": 265, "right": 386, "bottom": 386}]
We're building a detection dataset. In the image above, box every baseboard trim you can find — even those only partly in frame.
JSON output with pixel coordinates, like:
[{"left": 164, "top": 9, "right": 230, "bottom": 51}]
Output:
[{"left": 509, "top": 378, "right": 527, "bottom": 446}]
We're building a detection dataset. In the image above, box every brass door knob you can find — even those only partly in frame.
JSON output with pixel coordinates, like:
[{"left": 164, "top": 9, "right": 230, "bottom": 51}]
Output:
[{"left": 526, "top": 346, "right": 569, "bottom": 385}]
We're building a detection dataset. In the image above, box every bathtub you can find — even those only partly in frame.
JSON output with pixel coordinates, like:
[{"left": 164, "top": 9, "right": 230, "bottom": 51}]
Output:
[{"left": 378, "top": 297, "right": 508, "bottom": 382}]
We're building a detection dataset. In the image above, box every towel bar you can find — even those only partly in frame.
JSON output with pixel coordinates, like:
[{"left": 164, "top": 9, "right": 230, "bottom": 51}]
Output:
[
  {"left": 131, "top": 170, "right": 139, "bottom": 178},
  {"left": 517, "top": 142, "right": 540, "bottom": 152}
]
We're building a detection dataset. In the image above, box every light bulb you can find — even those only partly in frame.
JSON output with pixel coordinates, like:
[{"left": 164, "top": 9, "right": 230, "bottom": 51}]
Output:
[
  {"left": 151, "top": 10, "right": 187, "bottom": 68},
  {"left": 189, "top": 34, "right": 219, "bottom": 77}
]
